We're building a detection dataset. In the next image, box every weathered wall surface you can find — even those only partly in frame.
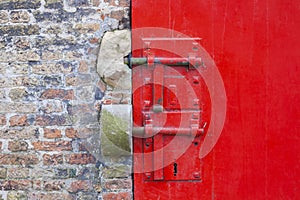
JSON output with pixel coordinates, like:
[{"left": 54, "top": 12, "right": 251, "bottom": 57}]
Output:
[{"left": 0, "top": 0, "right": 131, "bottom": 199}]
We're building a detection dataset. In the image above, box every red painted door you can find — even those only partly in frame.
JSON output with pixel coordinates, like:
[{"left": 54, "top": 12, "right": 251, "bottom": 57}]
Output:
[{"left": 131, "top": 1, "right": 300, "bottom": 199}]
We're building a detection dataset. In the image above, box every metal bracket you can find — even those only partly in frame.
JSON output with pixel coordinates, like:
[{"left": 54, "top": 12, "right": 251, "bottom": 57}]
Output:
[{"left": 124, "top": 37, "right": 204, "bottom": 69}]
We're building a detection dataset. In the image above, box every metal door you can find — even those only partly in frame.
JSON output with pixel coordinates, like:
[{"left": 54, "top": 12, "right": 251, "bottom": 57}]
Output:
[{"left": 131, "top": 0, "right": 300, "bottom": 199}]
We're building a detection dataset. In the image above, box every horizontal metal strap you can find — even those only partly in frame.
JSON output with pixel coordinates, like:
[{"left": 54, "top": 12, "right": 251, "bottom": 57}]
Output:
[
  {"left": 132, "top": 126, "right": 204, "bottom": 137},
  {"left": 124, "top": 56, "right": 203, "bottom": 68}
]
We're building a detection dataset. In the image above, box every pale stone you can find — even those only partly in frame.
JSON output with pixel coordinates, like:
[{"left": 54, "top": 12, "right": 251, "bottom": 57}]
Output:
[
  {"left": 100, "top": 105, "right": 132, "bottom": 163},
  {"left": 97, "top": 30, "right": 131, "bottom": 90}
]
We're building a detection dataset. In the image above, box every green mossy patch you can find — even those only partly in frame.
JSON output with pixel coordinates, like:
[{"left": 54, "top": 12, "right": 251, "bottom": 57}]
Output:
[{"left": 101, "top": 109, "right": 130, "bottom": 157}]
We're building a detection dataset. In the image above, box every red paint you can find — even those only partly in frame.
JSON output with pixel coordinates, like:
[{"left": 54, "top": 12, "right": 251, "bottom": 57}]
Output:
[{"left": 131, "top": 0, "right": 300, "bottom": 199}]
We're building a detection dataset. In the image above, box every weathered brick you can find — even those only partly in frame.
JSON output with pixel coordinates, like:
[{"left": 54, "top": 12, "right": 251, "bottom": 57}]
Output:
[
  {"left": 64, "top": 51, "right": 83, "bottom": 60},
  {"left": 43, "top": 24, "right": 62, "bottom": 35},
  {"left": 32, "top": 141, "right": 72, "bottom": 151},
  {"left": 0, "top": 154, "right": 39, "bottom": 165},
  {"left": 8, "top": 141, "right": 29, "bottom": 152},
  {"left": 33, "top": 35, "right": 78, "bottom": 47},
  {"left": 104, "top": 179, "right": 132, "bottom": 191},
  {"left": 43, "top": 154, "right": 63, "bottom": 165},
  {"left": 0, "top": 0, "right": 41, "bottom": 10},
  {"left": 30, "top": 168, "right": 55, "bottom": 179},
  {"left": 31, "top": 62, "right": 74, "bottom": 75},
  {"left": 7, "top": 191, "right": 27, "bottom": 200},
  {"left": 9, "top": 88, "right": 28, "bottom": 101},
  {"left": 40, "top": 100, "right": 64, "bottom": 114},
  {"left": 35, "top": 115, "right": 70, "bottom": 126},
  {"left": 76, "top": 85, "right": 95, "bottom": 102},
  {"left": 32, "top": 180, "right": 42, "bottom": 190},
  {"left": 0, "top": 102, "right": 38, "bottom": 113},
  {"left": 110, "top": 10, "right": 125, "bottom": 21},
  {"left": 0, "top": 180, "right": 32, "bottom": 190},
  {"left": 65, "top": 127, "right": 97, "bottom": 139},
  {"left": 45, "top": 0, "right": 64, "bottom": 9},
  {"left": 0, "top": 168, "right": 7, "bottom": 179},
  {"left": 0, "top": 25, "right": 40, "bottom": 36},
  {"left": 29, "top": 192, "right": 74, "bottom": 200},
  {"left": 0, "top": 127, "right": 39, "bottom": 139},
  {"left": 40, "top": 89, "right": 74, "bottom": 100},
  {"left": 13, "top": 37, "right": 30, "bottom": 50},
  {"left": 41, "top": 50, "right": 62, "bottom": 60},
  {"left": 54, "top": 168, "right": 76, "bottom": 179},
  {"left": 44, "top": 128, "right": 62, "bottom": 139},
  {"left": 43, "top": 180, "right": 65, "bottom": 191},
  {"left": 9, "top": 63, "right": 29, "bottom": 75},
  {"left": 68, "top": 180, "right": 92, "bottom": 193},
  {"left": 65, "top": 127, "right": 77, "bottom": 138},
  {"left": 67, "top": 0, "right": 90, "bottom": 7},
  {"left": 11, "top": 76, "right": 40, "bottom": 87},
  {"left": 77, "top": 167, "right": 98, "bottom": 180},
  {"left": 0, "top": 114, "right": 6, "bottom": 125},
  {"left": 16, "top": 51, "right": 40, "bottom": 62},
  {"left": 0, "top": 11, "right": 9, "bottom": 24},
  {"left": 7, "top": 167, "right": 29, "bottom": 179},
  {"left": 103, "top": 192, "right": 131, "bottom": 200},
  {"left": 66, "top": 74, "right": 92, "bottom": 86},
  {"left": 74, "top": 23, "right": 100, "bottom": 34},
  {"left": 65, "top": 153, "right": 96, "bottom": 164},
  {"left": 104, "top": 0, "right": 130, "bottom": 7},
  {"left": 77, "top": 193, "right": 98, "bottom": 200},
  {"left": 78, "top": 60, "right": 89, "bottom": 72},
  {"left": 9, "top": 115, "right": 29, "bottom": 126},
  {"left": 10, "top": 11, "right": 30, "bottom": 23},
  {"left": 41, "top": 75, "right": 63, "bottom": 87}
]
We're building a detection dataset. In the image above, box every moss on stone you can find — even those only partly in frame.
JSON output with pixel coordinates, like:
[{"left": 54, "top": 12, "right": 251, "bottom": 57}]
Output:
[{"left": 101, "top": 109, "right": 130, "bottom": 157}]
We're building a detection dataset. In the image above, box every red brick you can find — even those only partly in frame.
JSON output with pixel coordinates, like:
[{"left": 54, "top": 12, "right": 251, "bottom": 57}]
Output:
[
  {"left": 32, "top": 141, "right": 72, "bottom": 151},
  {"left": 66, "top": 153, "right": 96, "bottom": 165},
  {"left": 103, "top": 192, "right": 131, "bottom": 200},
  {"left": 43, "top": 154, "right": 63, "bottom": 165},
  {"left": 0, "top": 180, "right": 32, "bottom": 190},
  {"left": 8, "top": 140, "right": 28, "bottom": 152},
  {"left": 40, "top": 89, "right": 74, "bottom": 100},
  {"left": 68, "top": 180, "right": 92, "bottom": 193},
  {"left": 9, "top": 115, "right": 28, "bottom": 126},
  {"left": 44, "top": 128, "right": 62, "bottom": 139},
  {"left": 0, "top": 114, "right": 6, "bottom": 125},
  {"left": 65, "top": 127, "right": 78, "bottom": 138},
  {"left": 65, "top": 127, "right": 95, "bottom": 139},
  {"left": 0, "top": 154, "right": 39, "bottom": 165}
]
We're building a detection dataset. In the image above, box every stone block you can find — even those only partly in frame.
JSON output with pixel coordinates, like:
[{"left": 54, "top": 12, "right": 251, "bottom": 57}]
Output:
[
  {"left": 100, "top": 105, "right": 131, "bottom": 160},
  {"left": 97, "top": 30, "right": 131, "bottom": 90}
]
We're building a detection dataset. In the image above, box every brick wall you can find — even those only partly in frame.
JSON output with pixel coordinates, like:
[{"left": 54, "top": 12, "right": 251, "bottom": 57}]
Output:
[{"left": 0, "top": 0, "right": 131, "bottom": 199}]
